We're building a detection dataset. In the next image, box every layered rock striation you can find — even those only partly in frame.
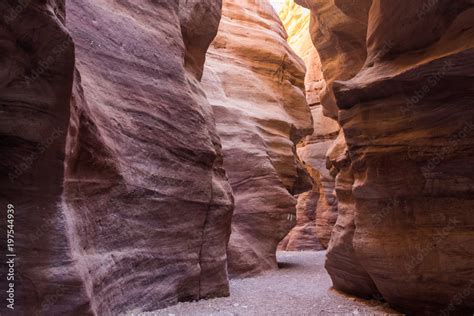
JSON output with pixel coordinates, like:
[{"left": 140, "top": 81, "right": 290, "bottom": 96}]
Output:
[
  {"left": 294, "top": 0, "right": 375, "bottom": 297},
  {"left": 300, "top": 0, "right": 474, "bottom": 314},
  {"left": 0, "top": 1, "right": 91, "bottom": 314},
  {"left": 202, "top": 0, "right": 313, "bottom": 276},
  {"left": 279, "top": 0, "right": 339, "bottom": 250},
  {"left": 62, "top": 0, "right": 235, "bottom": 314},
  {"left": 1, "top": 0, "right": 236, "bottom": 314}
]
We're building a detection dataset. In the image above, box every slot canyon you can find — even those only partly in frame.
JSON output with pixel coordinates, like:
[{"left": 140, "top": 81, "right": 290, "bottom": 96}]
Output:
[{"left": 0, "top": 0, "right": 472, "bottom": 315}]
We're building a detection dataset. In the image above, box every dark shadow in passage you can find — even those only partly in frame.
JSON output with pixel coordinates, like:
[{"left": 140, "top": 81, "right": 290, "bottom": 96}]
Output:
[{"left": 277, "top": 261, "right": 301, "bottom": 270}]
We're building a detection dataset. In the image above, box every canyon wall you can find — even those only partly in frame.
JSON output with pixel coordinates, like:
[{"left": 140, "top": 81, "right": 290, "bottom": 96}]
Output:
[
  {"left": 63, "top": 0, "right": 234, "bottom": 314},
  {"left": 202, "top": 0, "right": 313, "bottom": 276},
  {"left": 279, "top": 0, "right": 339, "bottom": 250},
  {"left": 295, "top": 0, "right": 377, "bottom": 298},
  {"left": 1, "top": 0, "right": 234, "bottom": 314},
  {"left": 0, "top": 1, "right": 91, "bottom": 314},
  {"left": 300, "top": 0, "right": 474, "bottom": 314}
]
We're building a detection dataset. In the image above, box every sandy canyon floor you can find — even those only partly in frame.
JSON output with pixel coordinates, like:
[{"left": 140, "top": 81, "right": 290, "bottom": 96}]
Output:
[{"left": 146, "top": 251, "right": 400, "bottom": 316}]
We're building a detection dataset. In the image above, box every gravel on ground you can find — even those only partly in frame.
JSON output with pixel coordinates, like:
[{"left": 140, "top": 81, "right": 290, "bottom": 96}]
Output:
[{"left": 142, "top": 251, "right": 400, "bottom": 316}]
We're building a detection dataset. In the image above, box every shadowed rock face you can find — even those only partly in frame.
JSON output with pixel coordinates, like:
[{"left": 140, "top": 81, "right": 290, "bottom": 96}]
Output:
[
  {"left": 64, "top": 0, "right": 233, "bottom": 314},
  {"left": 0, "top": 1, "right": 92, "bottom": 314},
  {"left": 301, "top": 0, "right": 474, "bottom": 313},
  {"left": 326, "top": 131, "right": 380, "bottom": 299},
  {"left": 278, "top": 0, "right": 339, "bottom": 251},
  {"left": 279, "top": 185, "right": 325, "bottom": 251},
  {"left": 294, "top": 0, "right": 376, "bottom": 297},
  {"left": 202, "top": 0, "right": 313, "bottom": 277}
]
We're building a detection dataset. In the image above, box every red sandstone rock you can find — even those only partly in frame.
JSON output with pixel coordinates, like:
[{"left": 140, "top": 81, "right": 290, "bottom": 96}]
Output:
[
  {"left": 299, "top": 106, "right": 339, "bottom": 248},
  {"left": 294, "top": 0, "right": 374, "bottom": 295},
  {"left": 325, "top": 131, "right": 380, "bottom": 298},
  {"left": 202, "top": 0, "right": 313, "bottom": 277},
  {"left": 280, "top": 104, "right": 340, "bottom": 251},
  {"left": 296, "top": 0, "right": 372, "bottom": 119},
  {"left": 63, "top": 0, "right": 233, "bottom": 314},
  {"left": 279, "top": 189, "right": 325, "bottom": 251},
  {"left": 0, "top": 1, "right": 91, "bottom": 314},
  {"left": 279, "top": 0, "right": 339, "bottom": 251},
  {"left": 302, "top": 0, "right": 474, "bottom": 314}
]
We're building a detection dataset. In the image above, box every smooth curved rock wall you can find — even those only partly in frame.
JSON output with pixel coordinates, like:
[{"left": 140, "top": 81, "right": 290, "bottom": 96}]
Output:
[
  {"left": 202, "top": 0, "right": 313, "bottom": 277},
  {"left": 279, "top": 0, "right": 339, "bottom": 251},
  {"left": 300, "top": 0, "right": 474, "bottom": 314},
  {"left": 63, "top": 0, "right": 234, "bottom": 314}
]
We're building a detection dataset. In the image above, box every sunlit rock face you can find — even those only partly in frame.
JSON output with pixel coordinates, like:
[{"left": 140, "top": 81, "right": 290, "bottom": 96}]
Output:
[
  {"left": 0, "top": 1, "right": 91, "bottom": 314},
  {"left": 278, "top": 0, "right": 339, "bottom": 251},
  {"left": 202, "top": 0, "right": 313, "bottom": 277},
  {"left": 279, "top": 0, "right": 312, "bottom": 64},
  {"left": 64, "top": 0, "right": 233, "bottom": 314},
  {"left": 295, "top": 0, "right": 375, "bottom": 298},
  {"left": 297, "top": 0, "right": 372, "bottom": 120},
  {"left": 301, "top": 0, "right": 474, "bottom": 314}
]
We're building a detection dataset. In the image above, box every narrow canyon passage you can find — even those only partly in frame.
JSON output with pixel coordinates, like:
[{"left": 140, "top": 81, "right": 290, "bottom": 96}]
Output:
[
  {"left": 0, "top": 0, "right": 472, "bottom": 315},
  {"left": 150, "top": 251, "right": 398, "bottom": 316}
]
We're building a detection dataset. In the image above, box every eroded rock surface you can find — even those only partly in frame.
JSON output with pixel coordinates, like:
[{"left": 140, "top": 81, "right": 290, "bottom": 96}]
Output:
[
  {"left": 279, "top": 0, "right": 339, "bottom": 250},
  {"left": 301, "top": 0, "right": 474, "bottom": 314},
  {"left": 294, "top": 0, "right": 374, "bottom": 296},
  {"left": 296, "top": 106, "right": 339, "bottom": 249},
  {"left": 0, "top": 1, "right": 91, "bottom": 314},
  {"left": 325, "top": 131, "right": 380, "bottom": 299},
  {"left": 64, "top": 0, "right": 233, "bottom": 314},
  {"left": 297, "top": 0, "right": 372, "bottom": 119},
  {"left": 202, "top": 0, "right": 313, "bottom": 277}
]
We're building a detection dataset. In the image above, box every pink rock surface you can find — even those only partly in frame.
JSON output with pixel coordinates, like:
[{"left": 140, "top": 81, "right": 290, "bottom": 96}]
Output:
[
  {"left": 279, "top": 189, "right": 325, "bottom": 251},
  {"left": 294, "top": 0, "right": 374, "bottom": 296},
  {"left": 299, "top": 108, "right": 340, "bottom": 248},
  {"left": 202, "top": 0, "right": 313, "bottom": 277},
  {"left": 279, "top": 0, "right": 339, "bottom": 251},
  {"left": 63, "top": 0, "right": 233, "bottom": 313}
]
